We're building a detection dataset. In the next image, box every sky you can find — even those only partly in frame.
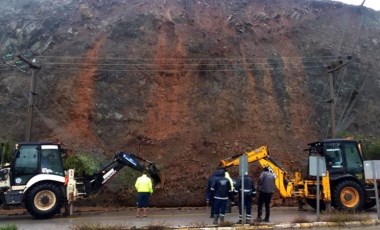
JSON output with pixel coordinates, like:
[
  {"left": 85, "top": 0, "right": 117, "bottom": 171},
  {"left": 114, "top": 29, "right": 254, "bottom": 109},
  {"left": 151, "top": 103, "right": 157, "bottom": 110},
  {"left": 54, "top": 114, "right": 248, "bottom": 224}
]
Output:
[{"left": 334, "top": 0, "right": 380, "bottom": 11}]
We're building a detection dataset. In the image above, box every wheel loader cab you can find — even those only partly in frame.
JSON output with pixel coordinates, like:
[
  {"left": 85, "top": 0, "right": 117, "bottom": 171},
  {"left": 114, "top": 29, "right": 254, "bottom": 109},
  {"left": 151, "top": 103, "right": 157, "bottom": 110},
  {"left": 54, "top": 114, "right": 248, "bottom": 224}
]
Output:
[{"left": 11, "top": 143, "right": 65, "bottom": 186}]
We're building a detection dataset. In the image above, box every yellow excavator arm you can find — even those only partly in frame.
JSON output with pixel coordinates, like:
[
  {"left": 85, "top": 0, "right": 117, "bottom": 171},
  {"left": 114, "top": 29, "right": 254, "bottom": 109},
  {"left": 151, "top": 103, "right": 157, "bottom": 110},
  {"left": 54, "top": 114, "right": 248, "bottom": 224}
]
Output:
[
  {"left": 220, "top": 146, "right": 295, "bottom": 198},
  {"left": 220, "top": 146, "right": 269, "bottom": 168},
  {"left": 219, "top": 145, "right": 331, "bottom": 202}
]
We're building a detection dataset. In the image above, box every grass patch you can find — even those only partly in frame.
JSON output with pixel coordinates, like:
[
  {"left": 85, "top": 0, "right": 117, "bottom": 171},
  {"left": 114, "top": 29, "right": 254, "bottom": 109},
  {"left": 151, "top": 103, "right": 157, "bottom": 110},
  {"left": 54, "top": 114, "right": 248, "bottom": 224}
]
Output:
[
  {"left": 70, "top": 224, "right": 127, "bottom": 230},
  {"left": 71, "top": 222, "right": 171, "bottom": 230},
  {"left": 141, "top": 221, "right": 170, "bottom": 230},
  {"left": 189, "top": 221, "right": 208, "bottom": 227},
  {"left": 138, "top": 226, "right": 170, "bottom": 230},
  {"left": 322, "top": 210, "right": 371, "bottom": 223},
  {"left": 292, "top": 210, "right": 372, "bottom": 224},
  {"left": 218, "top": 221, "right": 235, "bottom": 227},
  {"left": 0, "top": 224, "right": 17, "bottom": 230},
  {"left": 292, "top": 215, "right": 312, "bottom": 223}
]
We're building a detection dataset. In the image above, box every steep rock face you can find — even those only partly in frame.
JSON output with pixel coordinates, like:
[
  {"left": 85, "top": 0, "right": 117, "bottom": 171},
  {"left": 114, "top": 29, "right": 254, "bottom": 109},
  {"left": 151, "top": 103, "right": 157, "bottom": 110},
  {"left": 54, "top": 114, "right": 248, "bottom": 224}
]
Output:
[{"left": 1, "top": 0, "right": 379, "bottom": 206}]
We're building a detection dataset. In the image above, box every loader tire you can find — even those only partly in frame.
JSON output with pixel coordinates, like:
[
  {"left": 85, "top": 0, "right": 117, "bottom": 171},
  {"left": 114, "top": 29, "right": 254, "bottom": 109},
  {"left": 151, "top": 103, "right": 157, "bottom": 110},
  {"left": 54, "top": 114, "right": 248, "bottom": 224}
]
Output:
[
  {"left": 25, "top": 183, "right": 64, "bottom": 219},
  {"left": 332, "top": 180, "right": 365, "bottom": 211}
]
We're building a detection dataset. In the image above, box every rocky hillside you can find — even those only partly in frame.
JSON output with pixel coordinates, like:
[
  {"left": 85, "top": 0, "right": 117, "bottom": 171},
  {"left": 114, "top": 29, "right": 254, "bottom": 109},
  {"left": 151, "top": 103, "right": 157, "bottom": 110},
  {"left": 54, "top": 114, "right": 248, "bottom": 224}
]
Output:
[{"left": 1, "top": 0, "right": 379, "bottom": 206}]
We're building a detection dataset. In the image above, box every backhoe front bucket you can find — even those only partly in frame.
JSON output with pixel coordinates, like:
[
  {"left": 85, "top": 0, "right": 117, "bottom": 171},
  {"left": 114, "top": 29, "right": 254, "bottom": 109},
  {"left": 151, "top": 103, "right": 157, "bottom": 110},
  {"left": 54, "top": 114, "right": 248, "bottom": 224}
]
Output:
[{"left": 147, "top": 163, "right": 163, "bottom": 187}]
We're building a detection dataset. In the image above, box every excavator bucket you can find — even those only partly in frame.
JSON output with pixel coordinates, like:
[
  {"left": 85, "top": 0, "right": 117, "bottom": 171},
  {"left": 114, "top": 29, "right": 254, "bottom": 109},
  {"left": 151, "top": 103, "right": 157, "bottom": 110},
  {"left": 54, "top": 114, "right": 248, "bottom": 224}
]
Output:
[
  {"left": 116, "top": 152, "right": 164, "bottom": 187},
  {"left": 147, "top": 163, "right": 164, "bottom": 188}
]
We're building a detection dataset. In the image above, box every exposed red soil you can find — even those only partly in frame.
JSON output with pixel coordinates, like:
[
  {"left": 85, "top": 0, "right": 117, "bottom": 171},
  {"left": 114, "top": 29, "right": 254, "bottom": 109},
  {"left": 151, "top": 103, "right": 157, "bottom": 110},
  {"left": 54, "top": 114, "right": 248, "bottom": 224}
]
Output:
[{"left": 1, "top": 0, "right": 379, "bottom": 208}]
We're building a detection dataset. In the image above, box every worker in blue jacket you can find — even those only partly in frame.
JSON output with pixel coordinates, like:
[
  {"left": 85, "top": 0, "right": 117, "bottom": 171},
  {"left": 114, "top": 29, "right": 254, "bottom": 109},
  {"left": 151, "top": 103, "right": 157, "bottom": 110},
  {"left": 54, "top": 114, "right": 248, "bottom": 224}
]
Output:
[
  {"left": 206, "top": 167, "right": 225, "bottom": 218},
  {"left": 211, "top": 169, "right": 231, "bottom": 225},
  {"left": 235, "top": 172, "right": 256, "bottom": 224}
]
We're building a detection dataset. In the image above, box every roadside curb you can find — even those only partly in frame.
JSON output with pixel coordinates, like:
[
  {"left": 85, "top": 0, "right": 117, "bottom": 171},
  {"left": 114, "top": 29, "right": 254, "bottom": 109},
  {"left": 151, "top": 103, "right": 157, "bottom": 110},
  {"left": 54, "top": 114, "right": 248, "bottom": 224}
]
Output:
[
  {"left": 274, "top": 219, "right": 380, "bottom": 229},
  {"left": 173, "top": 219, "right": 380, "bottom": 229}
]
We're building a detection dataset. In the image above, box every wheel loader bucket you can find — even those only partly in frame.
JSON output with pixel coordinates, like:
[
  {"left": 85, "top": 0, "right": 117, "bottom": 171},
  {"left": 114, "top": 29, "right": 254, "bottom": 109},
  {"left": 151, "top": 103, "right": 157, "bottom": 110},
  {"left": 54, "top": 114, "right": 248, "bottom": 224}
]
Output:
[{"left": 148, "top": 163, "right": 164, "bottom": 188}]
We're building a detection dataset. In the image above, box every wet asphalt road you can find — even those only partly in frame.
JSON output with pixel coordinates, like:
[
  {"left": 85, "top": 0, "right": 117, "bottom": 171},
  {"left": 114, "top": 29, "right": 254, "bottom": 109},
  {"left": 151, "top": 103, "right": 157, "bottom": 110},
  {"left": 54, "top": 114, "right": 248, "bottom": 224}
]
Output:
[{"left": 0, "top": 206, "right": 379, "bottom": 229}]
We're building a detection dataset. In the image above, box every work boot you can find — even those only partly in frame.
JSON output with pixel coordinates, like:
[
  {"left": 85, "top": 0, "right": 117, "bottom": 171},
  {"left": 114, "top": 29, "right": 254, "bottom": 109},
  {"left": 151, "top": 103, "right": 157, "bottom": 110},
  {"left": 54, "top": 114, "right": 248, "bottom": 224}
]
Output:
[
  {"left": 220, "top": 216, "right": 224, "bottom": 224},
  {"left": 254, "top": 217, "right": 262, "bottom": 222},
  {"left": 213, "top": 216, "right": 218, "bottom": 225}
]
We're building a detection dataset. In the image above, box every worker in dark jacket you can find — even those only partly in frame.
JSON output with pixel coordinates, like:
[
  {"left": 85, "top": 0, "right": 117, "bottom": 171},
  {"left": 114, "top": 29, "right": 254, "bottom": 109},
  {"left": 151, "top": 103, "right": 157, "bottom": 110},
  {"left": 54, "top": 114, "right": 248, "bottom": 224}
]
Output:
[
  {"left": 255, "top": 166, "right": 275, "bottom": 222},
  {"left": 210, "top": 169, "right": 231, "bottom": 225},
  {"left": 235, "top": 172, "right": 256, "bottom": 224},
  {"left": 206, "top": 168, "right": 225, "bottom": 218}
]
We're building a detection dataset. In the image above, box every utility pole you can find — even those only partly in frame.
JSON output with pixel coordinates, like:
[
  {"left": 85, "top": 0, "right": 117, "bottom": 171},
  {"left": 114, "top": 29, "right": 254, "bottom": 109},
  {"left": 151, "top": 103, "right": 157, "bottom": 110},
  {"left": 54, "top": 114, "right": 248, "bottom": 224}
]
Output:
[
  {"left": 17, "top": 54, "right": 41, "bottom": 141},
  {"left": 326, "top": 56, "right": 351, "bottom": 138}
]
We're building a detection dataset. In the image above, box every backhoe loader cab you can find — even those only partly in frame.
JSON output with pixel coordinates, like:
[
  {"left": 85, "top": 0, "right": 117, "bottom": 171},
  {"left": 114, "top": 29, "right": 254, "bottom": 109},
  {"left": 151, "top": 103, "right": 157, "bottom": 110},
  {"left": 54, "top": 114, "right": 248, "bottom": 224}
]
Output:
[
  {"left": 12, "top": 142, "right": 65, "bottom": 185},
  {"left": 307, "top": 139, "right": 365, "bottom": 181},
  {"left": 0, "top": 142, "right": 67, "bottom": 219}
]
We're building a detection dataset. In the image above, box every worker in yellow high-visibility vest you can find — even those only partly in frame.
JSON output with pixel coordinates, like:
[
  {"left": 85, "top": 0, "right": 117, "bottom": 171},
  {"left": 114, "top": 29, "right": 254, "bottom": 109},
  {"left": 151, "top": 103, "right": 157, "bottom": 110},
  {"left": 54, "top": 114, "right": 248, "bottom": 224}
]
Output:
[{"left": 135, "top": 173, "right": 153, "bottom": 217}]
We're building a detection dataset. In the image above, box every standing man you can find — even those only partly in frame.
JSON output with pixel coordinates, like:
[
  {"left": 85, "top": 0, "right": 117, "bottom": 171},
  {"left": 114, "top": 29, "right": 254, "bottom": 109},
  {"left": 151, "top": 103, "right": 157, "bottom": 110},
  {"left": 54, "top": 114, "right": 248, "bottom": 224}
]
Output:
[
  {"left": 135, "top": 172, "right": 153, "bottom": 218},
  {"left": 206, "top": 167, "right": 225, "bottom": 218},
  {"left": 211, "top": 169, "right": 231, "bottom": 225},
  {"left": 256, "top": 166, "right": 275, "bottom": 222},
  {"left": 235, "top": 171, "right": 256, "bottom": 224}
]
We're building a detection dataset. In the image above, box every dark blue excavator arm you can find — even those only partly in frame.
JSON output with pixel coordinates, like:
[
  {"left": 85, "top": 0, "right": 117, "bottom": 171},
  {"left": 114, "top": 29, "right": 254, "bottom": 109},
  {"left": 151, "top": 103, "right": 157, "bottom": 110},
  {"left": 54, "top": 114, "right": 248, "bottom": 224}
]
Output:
[{"left": 83, "top": 152, "right": 161, "bottom": 195}]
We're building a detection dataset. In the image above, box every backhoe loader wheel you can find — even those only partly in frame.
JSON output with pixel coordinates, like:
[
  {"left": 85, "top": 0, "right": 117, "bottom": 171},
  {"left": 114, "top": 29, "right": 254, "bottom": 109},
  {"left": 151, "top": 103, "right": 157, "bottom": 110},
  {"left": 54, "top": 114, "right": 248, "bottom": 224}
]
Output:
[
  {"left": 332, "top": 180, "right": 365, "bottom": 211},
  {"left": 25, "top": 183, "right": 64, "bottom": 219}
]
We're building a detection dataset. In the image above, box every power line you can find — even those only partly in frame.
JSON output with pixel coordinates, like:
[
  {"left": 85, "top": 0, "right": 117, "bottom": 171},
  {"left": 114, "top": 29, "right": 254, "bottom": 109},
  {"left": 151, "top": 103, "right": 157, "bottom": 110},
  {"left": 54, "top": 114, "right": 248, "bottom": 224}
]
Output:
[
  {"left": 3, "top": 59, "right": 373, "bottom": 75},
  {"left": 336, "top": 73, "right": 368, "bottom": 131},
  {"left": 37, "top": 59, "right": 338, "bottom": 66},
  {"left": 335, "top": 4, "right": 352, "bottom": 56},
  {"left": 0, "top": 63, "right": 349, "bottom": 73},
  {"left": 331, "top": 6, "right": 367, "bottom": 136},
  {"left": 1, "top": 55, "right": 345, "bottom": 73},
  {"left": 38, "top": 65, "right": 327, "bottom": 72},
  {"left": 34, "top": 56, "right": 340, "bottom": 72},
  {"left": 35, "top": 55, "right": 339, "bottom": 61},
  {"left": 36, "top": 74, "right": 71, "bottom": 121}
]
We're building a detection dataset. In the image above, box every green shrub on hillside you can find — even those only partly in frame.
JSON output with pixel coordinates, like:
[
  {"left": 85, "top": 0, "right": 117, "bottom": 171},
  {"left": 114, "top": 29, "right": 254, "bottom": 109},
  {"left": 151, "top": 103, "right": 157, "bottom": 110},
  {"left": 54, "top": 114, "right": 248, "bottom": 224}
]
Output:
[
  {"left": 336, "top": 132, "right": 380, "bottom": 160},
  {"left": 64, "top": 153, "right": 101, "bottom": 177},
  {"left": 0, "top": 140, "right": 14, "bottom": 165},
  {"left": 361, "top": 138, "right": 380, "bottom": 160},
  {"left": 117, "top": 167, "right": 140, "bottom": 187}
]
